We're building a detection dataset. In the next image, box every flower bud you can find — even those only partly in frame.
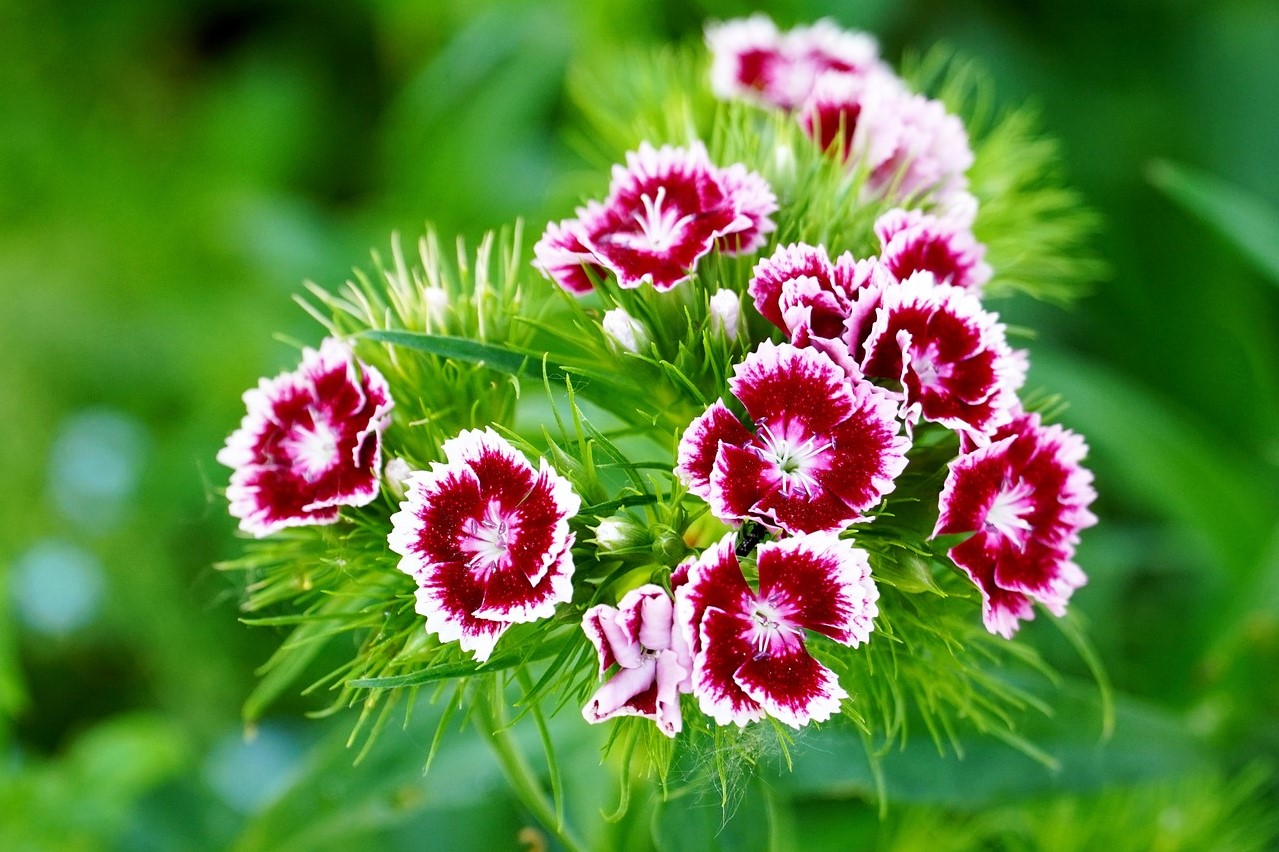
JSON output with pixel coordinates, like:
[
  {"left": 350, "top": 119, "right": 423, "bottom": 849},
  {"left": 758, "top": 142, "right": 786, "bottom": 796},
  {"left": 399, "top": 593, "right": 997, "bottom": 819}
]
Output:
[
  {"left": 593, "top": 516, "right": 648, "bottom": 554},
  {"left": 650, "top": 525, "right": 690, "bottom": 564},
  {"left": 383, "top": 457, "right": 414, "bottom": 500},
  {"left": 602, "top": 308, "right": 650, "bottom": 354},
  {"left": 708, "top": 289, "right": 743, "bottom": 340}
]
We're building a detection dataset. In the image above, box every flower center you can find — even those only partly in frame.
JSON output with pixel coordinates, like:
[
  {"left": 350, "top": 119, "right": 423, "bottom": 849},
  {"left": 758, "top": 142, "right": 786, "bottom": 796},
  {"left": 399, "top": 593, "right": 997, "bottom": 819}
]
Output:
[
  {"left": 756, "top": 423, "right": 829, "bottom": 495},
  {"left": 985, "top": 478, "right": 1036, "bottom": 548},
  {"left": 630, "top": 186, "right": 695, "bottom": 251},
  {"left": 283, "top": 414, "right": 341, "bottom": 482},
  {"left": 460, "top": 501, "right": 516, "bottom": 573},
  {"left": 911, "top": 343, "right": 951, "bottom": 391},
  {"left": 746, "top": 600, "right": 800, "bottom": 658}
]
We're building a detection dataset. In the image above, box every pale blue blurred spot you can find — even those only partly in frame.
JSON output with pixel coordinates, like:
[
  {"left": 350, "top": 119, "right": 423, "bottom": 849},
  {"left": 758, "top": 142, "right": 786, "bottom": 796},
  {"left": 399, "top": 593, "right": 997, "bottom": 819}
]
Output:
[
  {"left": 11, "top": 539, "right": 105, "bottom": 635},
  {"left": 48, "top": 408, "right": 148, "bottom": 532},
  {"left": 203, "top": 723, "right": 303, "bottom": 814}
]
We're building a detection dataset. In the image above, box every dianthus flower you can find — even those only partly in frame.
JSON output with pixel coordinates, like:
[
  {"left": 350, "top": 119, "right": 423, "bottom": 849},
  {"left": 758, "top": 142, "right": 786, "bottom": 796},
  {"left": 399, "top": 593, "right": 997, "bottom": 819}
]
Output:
[
  {"left": 534, "top": 142, "right": 775, "bottom": 294},
  {"left": 706, "top": 14, "right": 882, "bottom": 110},
  {"left": 388, "top": 428, "right": 580, "bottom": 662},
  {"left": 677, "top": 341, "right": 908, "bottom": 535},
  {"left": 933, "top": 411, "right": 1097, "bottom": 638},
  {"left": 860, "top": 272, "right": 1023, "bottom": 440},
  {"left": 581, "top": 585, "right": 692, "bottom": 737},
  {"left": 676, "top": 532, "right": 878, "bottom": 727},
  {"left": 799, "top": 71, "right": 972, "bottom": 202},
  {"left": 875, "top": 207, "right": 991, "bottom": 294},
  {"left": 218, "top": 338, "right": 393, "bottom": 537}
]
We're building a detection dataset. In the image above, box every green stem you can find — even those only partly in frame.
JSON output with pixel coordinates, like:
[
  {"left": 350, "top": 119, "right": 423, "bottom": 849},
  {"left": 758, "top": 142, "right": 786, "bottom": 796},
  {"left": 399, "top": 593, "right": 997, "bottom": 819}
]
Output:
[{"left": 475, "top": 681, "right": 589, "bottom": 852}]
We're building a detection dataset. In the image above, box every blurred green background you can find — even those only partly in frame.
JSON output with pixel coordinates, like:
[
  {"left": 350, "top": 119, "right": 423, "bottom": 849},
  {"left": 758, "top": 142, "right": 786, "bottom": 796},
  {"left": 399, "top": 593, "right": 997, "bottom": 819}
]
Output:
[{"left": 2, "top": 0, "right": 1277, "bottom": 848}]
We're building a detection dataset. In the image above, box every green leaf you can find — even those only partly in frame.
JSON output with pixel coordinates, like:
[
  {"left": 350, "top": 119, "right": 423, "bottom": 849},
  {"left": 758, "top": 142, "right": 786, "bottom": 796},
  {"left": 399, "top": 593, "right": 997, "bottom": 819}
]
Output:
[
  {"left": 1149, "top": 159, "right": 1279, "bottom": 286},
  {"left": 364, "top": 330, "right": 552, "bottom": 379},
  {"left": 870, "top": 551, "right": 946, "bottom": 596}
]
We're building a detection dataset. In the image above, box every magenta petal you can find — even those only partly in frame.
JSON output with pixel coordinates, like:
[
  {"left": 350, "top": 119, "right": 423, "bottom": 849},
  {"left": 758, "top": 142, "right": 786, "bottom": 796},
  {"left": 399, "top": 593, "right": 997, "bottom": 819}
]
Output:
[
  {"left": 675, "top": 400, "right": 754, "bottom": 500},
  {"left": 734, "top": 639, "right": 847, "bottom": 728},
  {"left": 694, "top": 607, "right": 767, "bottom": 726},
  {"left": 533, "top": 216, "right": 606, "bottom": 296},
  {"left": 730, "top": 340, "right": 854, "bottom": 433},
  {"left": 675, "top": 535, "right": 754, "bottom": 657},
  {"left": 756, "top": 533, "right": 878, "bottom": 646},
  {"left": 714, "top": 162, "right": 778, "bottom": 256},
  {"left": 709, "top": 442, "right": 779, "bottom": 524}
]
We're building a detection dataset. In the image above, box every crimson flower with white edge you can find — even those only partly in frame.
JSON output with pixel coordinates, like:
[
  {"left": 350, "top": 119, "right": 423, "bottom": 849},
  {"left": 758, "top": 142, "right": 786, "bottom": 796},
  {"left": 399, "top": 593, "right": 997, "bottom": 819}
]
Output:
[
  {"left": 676, "top": 341, "right": 908, "bottom": 535},
  {"left": 875, "top": 207, "right": 991, "bottom": 294},
  {"left": 388, "top": 428, "right": 580, "bottom": 662},
  {"left": 860, "top": 272, "right": 1024, "bottom": 441},
  {"left": 933, "top": 411, "right": 1097, "bottom": 638},
  {"left": 706, "top": 15, "right": 882, "bottom": 111},
  {"left": 675, "top": 532, "right": 878, "bottom": 728},
  {"left": 581, "top": 585, "right": 692, "bottom": 737},
  {"left": 534, "top": 143, "right": 775, "bottom": 294},
  {"left": 218, "top": 338, "right": 393, "bottom": 538}
]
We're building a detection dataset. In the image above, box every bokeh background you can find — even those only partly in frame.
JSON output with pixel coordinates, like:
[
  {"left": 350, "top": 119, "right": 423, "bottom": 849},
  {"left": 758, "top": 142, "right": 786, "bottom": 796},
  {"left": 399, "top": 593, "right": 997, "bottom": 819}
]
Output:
[{"left": 2, "top": 0, "right": 1277, "bottom": 848}]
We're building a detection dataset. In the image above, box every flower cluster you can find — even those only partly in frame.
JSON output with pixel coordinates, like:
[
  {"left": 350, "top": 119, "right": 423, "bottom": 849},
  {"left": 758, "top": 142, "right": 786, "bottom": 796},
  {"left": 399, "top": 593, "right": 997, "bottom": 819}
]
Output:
[{"left": 219, "top": 13, "right": 1098, "bottom": 775}]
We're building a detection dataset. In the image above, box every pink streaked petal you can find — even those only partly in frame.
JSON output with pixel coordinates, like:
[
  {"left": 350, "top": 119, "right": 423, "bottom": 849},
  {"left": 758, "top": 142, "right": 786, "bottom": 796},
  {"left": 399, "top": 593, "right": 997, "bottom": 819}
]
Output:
[
  {"left": 533, "top": 216, "right": 606, "bottom": 296},
  {"left": 583, "top": 656, "right": 659, "bottom": 723},
  {"left": 730, "top": 340, "right": 855, "bottom": 433},
  {"left": 706, "top": 14, "right": 786, "bottom": 106},
  {"left": 714, "top": 163, "right": 778, "bottom": 256},
  {"left": 820, "top": 382, "right": 909, "bottom": 515},
  {"left": 734, "top": 639, "right": 847, "bottom": 728},
  {"left": 674, "top": 535, "right": 755, "bottom": 657},
  {"left": 388, "top": 464, "right": 485, "bottom": 572},
  {"left": 708, "top": 442, "right": 779, "bottom": 524},
  {"left": 412, "top": 567, "right": 508, "bottom": 663},
  {"left": 868, "top": 89, "right": 973, "bottom": 201},
  {"left": 748, "top": 242, "right": 837, "bottom": 331},
  {"left": 757, "top": 532, "right": 879, "bottom": 646},
  {"left": 876, "top": 207, "right": 991, "bottom": 294},
  {"left": 582, "top": 604, "right": 632, "bottom": 673},
  {"left": 473, "top": 540, "right": 575, "bottom": 623},
  {"left": 694, "top": 607, "right": 766, "bottom": 726},
  {"left": 675, "top": 400, "right": 754, "bottom": 500},
  {"left": 752, "top": 484, "right": 865, "bottom": 535}
]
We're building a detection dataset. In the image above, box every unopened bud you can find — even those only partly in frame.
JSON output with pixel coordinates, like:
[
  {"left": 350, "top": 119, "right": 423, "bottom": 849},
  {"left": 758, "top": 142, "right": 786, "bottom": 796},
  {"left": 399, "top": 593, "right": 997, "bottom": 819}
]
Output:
[
  {"left": 593, "top": 516, "right": 647, "bottom": 554},
  {"left": 650, "top": 525, "right": 690, "bottom": 564},
  {"left": 708, "top": 289, "right": 743, "bottom": 340},
  {"left": 384, "top": 457, "right": 414, "bottom": 500},
  {"left": 602, "top": 308, "right": 650, "bottom": 354}
]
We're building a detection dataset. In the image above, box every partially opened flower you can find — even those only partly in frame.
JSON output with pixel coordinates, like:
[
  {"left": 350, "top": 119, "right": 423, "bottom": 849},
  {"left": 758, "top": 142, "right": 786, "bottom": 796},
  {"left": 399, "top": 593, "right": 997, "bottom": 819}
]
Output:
[
  {"left": 533, "top": 216, "right": 608, "bottom": 296},
  {"left": 388, "top": 428, "right": 580, "bottom": 662},
  {"left": 798, "top": 70, "right": 903, "bottom": 170},
  {"left": 581, "top": 142, "right": 761, "bottom": 292},
  {"left": 933, "top": 411, "right": 1097, "bottom": 638},
  {"left": 875, "top": 207, "right": 991, "bottom": 294},
  {"left": 868, "top": 88, "right": 973, "bottom": 201},
  {"left": 676, "top": 532, "right": 878, "bottom": 727},
  {"left": 708, "top": 288, "right": 744, "bottom": 339},
  {"left": 582, "top": 585, "right": 692, "bottom": 737},
  {"left": 602, "top": 307, "right": 650, "bottom": 354},
  {"left": 218, "top": 338, "right": 393, "bottom": 537},
  {"left": 707, "top": 15, "right": 881, "bottom": 110},
  {"left": 677, "top": 341, "right": 908, "bottom": 535},
  {"left": 860, "top": 272, "right": 1023, "bottom": 440}
]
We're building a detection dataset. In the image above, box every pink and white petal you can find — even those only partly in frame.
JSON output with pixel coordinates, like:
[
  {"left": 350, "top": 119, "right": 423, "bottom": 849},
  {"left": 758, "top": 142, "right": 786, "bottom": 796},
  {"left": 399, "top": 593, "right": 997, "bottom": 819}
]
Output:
[
  {"left": 752, "top": 485, "right": 865, "bottom": 536},
  {"left": 473, "top": 542, "right": 575, "bottom": 623},
  {"left": 947, "top": 544, "right": 1037, "bottom": 640},
  {"left": 413, "top": 567, "right": 509, "bottom": 662},
  {"left": 693, "top": 607, "right": 766, "bottom": 726},
  {"left": 708, "top": 442, "right": 777, "bottom": 525},
  {"left": 533, "top": 217, "right": 605, "bottom": 296},
  {"left": 756, "top": 533, "right": 879, "bottom": 646},
  {"left": 734, "top": 640, "right": 848, "bottom": 728},
  {"left": 388, "top": 464, "right": 485, "bottom": 575},
  {"left": 583, "top": 656, "right": 659, "bottom": 723},
  {"left": 674, "top": 535, "right": 755, "bottom": 657},
  {"left": 676, "top": 400, "right": 754, "bottom": 499},
  {"left": 730, "top": 341, "right": 855, "bottom": 434},
  {"left": 706, "top": 15, "right": 788, "bottom": 106},
  {"left": 582, "top": 603, "right": 641, "bottom": 673},
  {"left": 818, "top": 384, "right": 909, "bottom": 514},
  {"left": 629, "top": 586, "right": 677, "bottom": 653},
  {"left": 748, "top": 242, "right": 836, "bottom": 331},
  {"left": 653, "top": 648, "right": 689, "bottom": 736},
  {"left": 714, "top": 163, "right": 778, "bottom": 256}
]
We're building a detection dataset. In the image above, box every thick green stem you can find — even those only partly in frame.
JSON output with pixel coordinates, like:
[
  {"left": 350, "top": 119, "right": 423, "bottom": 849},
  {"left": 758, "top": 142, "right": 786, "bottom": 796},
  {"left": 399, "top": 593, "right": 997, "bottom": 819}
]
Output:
[{"left": 475, "top": 681, "right": 589, "bottom": 852}]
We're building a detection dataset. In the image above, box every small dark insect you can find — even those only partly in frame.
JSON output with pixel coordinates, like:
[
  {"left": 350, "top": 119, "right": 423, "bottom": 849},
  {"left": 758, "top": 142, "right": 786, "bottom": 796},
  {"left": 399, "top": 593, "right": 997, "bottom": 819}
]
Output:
[{"left": 735, "top": 521, "right": 768, "bottom": 557}]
